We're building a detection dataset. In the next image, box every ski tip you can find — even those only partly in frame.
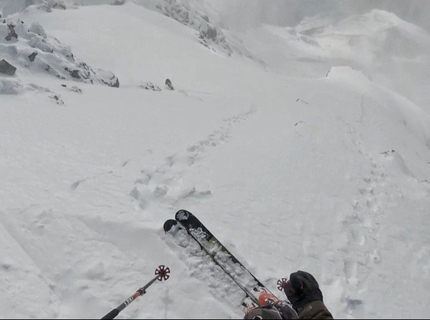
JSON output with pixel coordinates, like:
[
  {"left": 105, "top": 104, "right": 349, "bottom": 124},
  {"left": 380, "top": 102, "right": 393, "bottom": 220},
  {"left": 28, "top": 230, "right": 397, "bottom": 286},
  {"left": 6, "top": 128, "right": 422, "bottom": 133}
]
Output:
[
  {"left": 163, "top": 219, "right": 178, "bottom": 233},
  {"left": 175, "top": 209, "right": 190, "bottom": 221}
]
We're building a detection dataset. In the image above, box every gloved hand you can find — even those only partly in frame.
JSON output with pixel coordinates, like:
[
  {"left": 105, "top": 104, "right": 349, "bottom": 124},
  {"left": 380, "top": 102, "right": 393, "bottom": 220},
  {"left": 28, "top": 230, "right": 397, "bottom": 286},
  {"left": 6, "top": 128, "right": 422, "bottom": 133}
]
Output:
[{"left": 282, "top": 270, "right": 323, "bottom": 314}]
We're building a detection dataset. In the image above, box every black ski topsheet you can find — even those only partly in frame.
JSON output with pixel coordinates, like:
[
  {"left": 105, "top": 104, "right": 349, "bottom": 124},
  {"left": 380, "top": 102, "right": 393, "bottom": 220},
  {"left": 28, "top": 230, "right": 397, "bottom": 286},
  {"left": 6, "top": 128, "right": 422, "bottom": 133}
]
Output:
[
  {"left": 163, "top": 210, "right": 294, "bottom": 316},
  {"left": 175, "top": 209, "right": 240, "bottom": 264},
  {"left": 163, "top": 217, "right": 262, "bottom": 308},
  {"left": 174, "top": 209, "right": 269, "bottom": 291}
]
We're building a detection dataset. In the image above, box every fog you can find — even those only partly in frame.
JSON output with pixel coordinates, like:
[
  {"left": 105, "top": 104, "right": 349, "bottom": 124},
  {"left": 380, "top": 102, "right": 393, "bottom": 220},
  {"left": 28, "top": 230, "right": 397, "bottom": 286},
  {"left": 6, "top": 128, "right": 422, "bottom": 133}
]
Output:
[
  {"left": 2, "top": 0, "right": 430, "bottom": 33},
  {"left": 215, "top": 0, "right": 430, "bottom": 32}
]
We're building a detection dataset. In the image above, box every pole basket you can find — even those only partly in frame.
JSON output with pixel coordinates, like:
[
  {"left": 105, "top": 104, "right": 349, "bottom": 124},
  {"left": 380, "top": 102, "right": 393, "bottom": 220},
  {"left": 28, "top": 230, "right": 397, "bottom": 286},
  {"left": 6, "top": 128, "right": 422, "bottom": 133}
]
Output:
[
  {"left": 155, "top": 265, "right": 170, "bottom": 281},
  {"left": 277, "top": 278, "right": 288, "bottom": 291}
]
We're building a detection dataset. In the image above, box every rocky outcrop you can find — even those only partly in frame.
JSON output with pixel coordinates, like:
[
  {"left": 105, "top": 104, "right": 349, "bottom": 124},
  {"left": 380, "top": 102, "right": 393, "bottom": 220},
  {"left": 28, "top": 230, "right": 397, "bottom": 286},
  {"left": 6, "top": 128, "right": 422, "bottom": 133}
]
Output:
[
  {"left": 1, "top": 0, "right": 76, "bottom": 17},
  {"left": 148, "top": 0, "right": 233, "bottom": 56},
  {"left": 0, "top": 18, "right": 119, "bottom": 87}
]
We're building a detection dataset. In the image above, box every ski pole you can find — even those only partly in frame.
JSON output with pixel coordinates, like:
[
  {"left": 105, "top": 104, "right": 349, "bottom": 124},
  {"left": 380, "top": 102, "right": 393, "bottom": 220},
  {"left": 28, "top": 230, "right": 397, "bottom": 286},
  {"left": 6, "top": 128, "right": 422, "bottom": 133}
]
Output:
[{"left": 101, "top": 265, "right": 170, "bottom": 320}]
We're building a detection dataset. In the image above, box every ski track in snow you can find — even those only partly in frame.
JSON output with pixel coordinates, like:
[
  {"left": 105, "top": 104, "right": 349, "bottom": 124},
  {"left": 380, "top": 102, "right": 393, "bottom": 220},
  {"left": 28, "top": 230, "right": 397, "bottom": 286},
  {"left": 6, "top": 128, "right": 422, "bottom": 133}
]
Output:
[
  {"left": 0, "top": 204, "right": 174, "bottom": 318},
  {"left": 337, "top": 118, "right": 394, "bottom": 318},
  {"left": 0, "top": 209, "right": 61, "bottom": 319},
  {"left": 126, "top": 106, "right": 258, "bottom": 317},
  {"left": 55, "top": 104, "right": 258, "bottom": 317},
  {"left": 341, "top": 149, "right": 387, "bottom": 318},
  {"left": 339, "top": 119, "right": 430, "bottom": 318},
  {"left": 0, "top": 205, "right": 111, "bottom": 318},
  {"left": 130, "top": 107, "right": 256, "bottom": 211}
]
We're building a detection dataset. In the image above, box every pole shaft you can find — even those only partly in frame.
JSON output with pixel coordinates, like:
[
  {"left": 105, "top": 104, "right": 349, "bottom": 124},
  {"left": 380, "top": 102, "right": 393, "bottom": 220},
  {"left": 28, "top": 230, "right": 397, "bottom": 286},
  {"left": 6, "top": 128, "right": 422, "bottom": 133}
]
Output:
[{"left": 101, "top": 275, "right": 160, "bottom": 319}]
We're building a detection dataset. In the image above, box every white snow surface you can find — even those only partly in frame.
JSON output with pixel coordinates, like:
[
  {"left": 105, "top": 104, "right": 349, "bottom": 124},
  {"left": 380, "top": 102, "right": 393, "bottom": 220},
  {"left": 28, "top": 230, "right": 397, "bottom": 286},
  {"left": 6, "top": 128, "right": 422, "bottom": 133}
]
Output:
[{"left": 1, "top": 2, "right": 430, "bottom": 319}]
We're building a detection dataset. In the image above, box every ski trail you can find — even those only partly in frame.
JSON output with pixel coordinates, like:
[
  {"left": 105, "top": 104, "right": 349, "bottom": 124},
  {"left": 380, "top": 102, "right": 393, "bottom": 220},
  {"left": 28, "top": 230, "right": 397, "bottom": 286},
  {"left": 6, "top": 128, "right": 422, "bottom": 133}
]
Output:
[
  {"left": 130, "top": 107, "right": 256, "bottom": 211},
  {"left": 0, "top": 217, "right": 61, "bottom": 318},
  {"left": 339, "top": 124, "right": 389, "bottom": 318},
  {"left": 69, "top": 151, "right": 152, "bottom": 192},
  {"left": 75, "top": 214, "right": 169, "bottom": 261},
  {"left": 342, "top": 157, "right": 385, "bottom": 317},
  {"left": 0, "top": 205, "right": 152, "bottom": 318}
]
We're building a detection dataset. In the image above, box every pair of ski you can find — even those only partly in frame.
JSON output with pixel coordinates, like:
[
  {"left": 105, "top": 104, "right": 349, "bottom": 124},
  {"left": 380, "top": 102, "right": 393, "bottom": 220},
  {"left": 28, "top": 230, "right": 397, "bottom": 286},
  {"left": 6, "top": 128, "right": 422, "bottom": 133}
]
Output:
[{"left": 163, "top": 210, "right": 288, "bottom": 313}]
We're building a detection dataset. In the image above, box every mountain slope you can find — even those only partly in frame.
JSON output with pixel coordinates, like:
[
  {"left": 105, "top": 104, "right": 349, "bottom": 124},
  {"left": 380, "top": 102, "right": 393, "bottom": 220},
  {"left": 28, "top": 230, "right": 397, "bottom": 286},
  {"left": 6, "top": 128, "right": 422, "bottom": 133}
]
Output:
[{"left": 1, "top": 2, "right": 430, "bottom": 319}]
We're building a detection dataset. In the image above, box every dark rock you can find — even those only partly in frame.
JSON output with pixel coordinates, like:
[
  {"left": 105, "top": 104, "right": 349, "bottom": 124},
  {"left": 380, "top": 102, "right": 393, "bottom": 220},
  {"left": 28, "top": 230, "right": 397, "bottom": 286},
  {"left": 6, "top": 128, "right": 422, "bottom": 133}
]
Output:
[
  {"left": 28, "top": 51, "right": 38, "bottom": 62},
  {"left": 98, "top": 70, "right": 120, "bottom": 88},
  {"left": 165, "top": 78, "right": 174, "bottom": 90},
  {"left": 0, "top": 59, "right": 17, "bottom": 75},
  {"left": 51, "top": 94, "right": 64, "bottom": 105},
  {"left": 70, "top": 86, "right": 82, "bottom": 93},
  {"left": 5, "top": 24, "right": 18, "bottom": 41},
  {"left": 101, "top": 77, "right": 119, "bottom": 88},
  {"left": 112, "top": 0, "right": 126, "bottom": 5},
  {"left": 70, "top": 69, "right": 81, "bottom": 79},
  {"left": 112, "top": 78, "right": 119, "bottom": 88},
  {"left": 53, "top": 2, "right": 67, "bottom": 10}
]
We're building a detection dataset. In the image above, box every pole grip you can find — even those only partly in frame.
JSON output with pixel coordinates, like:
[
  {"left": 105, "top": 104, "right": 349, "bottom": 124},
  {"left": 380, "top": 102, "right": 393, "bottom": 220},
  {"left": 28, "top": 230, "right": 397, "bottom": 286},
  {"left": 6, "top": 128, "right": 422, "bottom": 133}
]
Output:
[{"left": 101, "top": 308, "right": 119, "bottom": 320}]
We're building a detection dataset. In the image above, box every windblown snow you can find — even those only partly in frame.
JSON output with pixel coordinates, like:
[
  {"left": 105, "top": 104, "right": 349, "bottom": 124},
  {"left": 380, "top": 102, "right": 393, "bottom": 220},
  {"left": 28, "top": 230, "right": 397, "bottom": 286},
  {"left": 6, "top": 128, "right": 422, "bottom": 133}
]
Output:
[{"left": 1, "top": 1, "right": 429, "bottom": 319}]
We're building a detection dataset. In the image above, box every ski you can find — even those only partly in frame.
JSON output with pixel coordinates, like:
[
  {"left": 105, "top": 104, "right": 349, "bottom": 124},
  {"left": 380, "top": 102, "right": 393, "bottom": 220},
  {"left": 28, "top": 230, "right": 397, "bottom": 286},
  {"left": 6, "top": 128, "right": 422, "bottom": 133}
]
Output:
[
  {"left": 163, "top": 209, "right": 285, "bottom": 310},
  {"left": 174, "top": 209, "right": 269, "bottom": 291},
  {"left": 163, "top": 218, "right": 260, "bottom": 311}
]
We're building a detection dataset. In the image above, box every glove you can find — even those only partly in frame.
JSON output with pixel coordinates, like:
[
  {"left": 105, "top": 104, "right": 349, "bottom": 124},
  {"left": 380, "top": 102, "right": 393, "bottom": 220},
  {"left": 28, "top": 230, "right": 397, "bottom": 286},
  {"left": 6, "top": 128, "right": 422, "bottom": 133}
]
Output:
[{"left": 282, "top": 270, "right": 323, "bottom": 314}]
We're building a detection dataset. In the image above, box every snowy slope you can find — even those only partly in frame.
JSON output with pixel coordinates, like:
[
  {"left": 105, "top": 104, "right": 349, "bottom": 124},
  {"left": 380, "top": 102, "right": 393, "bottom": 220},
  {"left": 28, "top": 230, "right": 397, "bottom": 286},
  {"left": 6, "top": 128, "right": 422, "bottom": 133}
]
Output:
[{"left": 1, "top": 2, "right": 430, "bottom": 319}]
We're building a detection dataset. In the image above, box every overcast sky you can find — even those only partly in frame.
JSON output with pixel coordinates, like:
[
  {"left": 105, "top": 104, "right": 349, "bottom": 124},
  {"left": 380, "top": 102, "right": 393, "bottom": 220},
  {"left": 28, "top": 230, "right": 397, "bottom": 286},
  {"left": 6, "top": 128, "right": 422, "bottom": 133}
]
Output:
[
  {"left": 213, "top": 0, "right": 430, "bottom": 32},
  {"left": 1, "top": 0, "right": 430, "bottom": 32}
]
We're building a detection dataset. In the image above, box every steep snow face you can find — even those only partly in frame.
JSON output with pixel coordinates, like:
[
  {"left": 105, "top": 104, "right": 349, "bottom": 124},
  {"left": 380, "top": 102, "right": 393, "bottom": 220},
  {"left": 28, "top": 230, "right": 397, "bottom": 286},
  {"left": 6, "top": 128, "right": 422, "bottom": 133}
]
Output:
[
  {"left": 4, "top": 1, "right": 430, "bottom": 109},
  {"left": 19, "top": 2, "right": 272, "bottom": 91},
  {"left": 1, "top": 2, "right": 430, "bottom": 320},
  {"left": 130, "top": 0, "right": 266, "bottom": 66}
]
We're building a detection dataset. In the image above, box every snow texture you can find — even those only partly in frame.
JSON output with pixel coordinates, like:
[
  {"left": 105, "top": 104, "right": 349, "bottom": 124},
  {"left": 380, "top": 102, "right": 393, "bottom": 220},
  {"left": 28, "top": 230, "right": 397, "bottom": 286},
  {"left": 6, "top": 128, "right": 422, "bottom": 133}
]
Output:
[
  {"left": 1, "top": 1, "right": 430, "bottom": 319},
  {"left": 0, "top": 78, "right": 23, "bottom": 94}
]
